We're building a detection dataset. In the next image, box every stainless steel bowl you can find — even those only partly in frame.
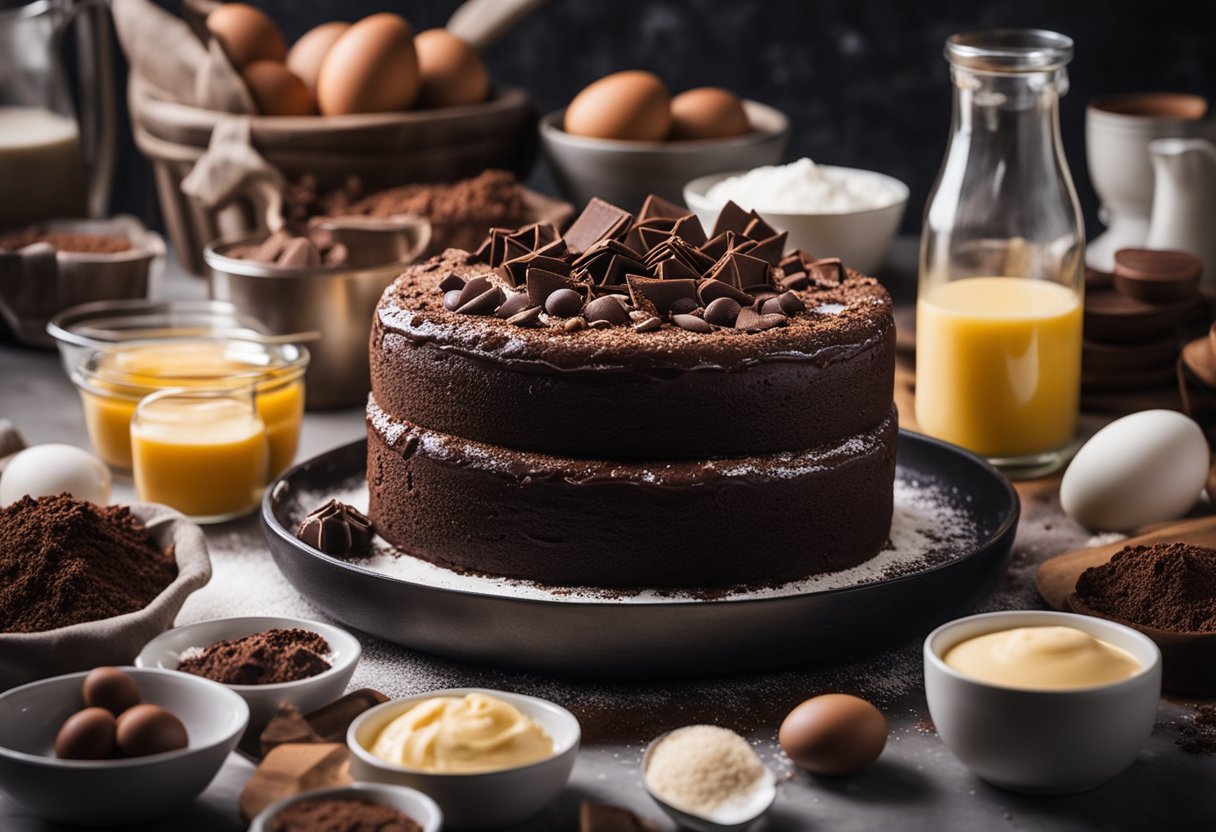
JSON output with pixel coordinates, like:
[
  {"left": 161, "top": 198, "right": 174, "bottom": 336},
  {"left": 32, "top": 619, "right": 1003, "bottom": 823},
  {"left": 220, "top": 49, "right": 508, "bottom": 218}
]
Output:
[{"left": 204, "top": 219, "right": 430, "bottom": 410}]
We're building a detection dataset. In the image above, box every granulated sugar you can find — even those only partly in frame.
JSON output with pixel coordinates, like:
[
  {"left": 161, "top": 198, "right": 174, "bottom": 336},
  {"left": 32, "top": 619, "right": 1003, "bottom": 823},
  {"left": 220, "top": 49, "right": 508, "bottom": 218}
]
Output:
[
  {"left": 644, "top": 725, "right": 769, "bottom": 822},
  {"left": 287, "top": 468, "right": 981, "bottom": 603}
]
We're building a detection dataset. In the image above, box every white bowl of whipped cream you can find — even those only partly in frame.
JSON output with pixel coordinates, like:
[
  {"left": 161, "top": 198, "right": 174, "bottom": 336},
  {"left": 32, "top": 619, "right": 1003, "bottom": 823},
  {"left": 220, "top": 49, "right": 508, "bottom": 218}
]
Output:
[{"left": 684, "top": 158, "right": 908, "bottom": 275}]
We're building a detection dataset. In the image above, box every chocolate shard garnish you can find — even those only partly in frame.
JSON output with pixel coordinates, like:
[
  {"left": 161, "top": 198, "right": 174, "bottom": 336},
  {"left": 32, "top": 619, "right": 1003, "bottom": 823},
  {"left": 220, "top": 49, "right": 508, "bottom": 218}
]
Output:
[
  {"left": 748, "top": 232, "right": 788, "bottom": 266},
  {"left": 495, "top": 291, "right": 532, "bottom": 319},
  {"left": 443, "top": 289, "right": 464, "bottom": 311},
  {"left": 655, "top": 257, "right": 699, "bottom": 281},
  {"left": 699, "top": 231, "right": 735, "bottom": 261},
  {"left": 544, "top": 288, "right": 584, "bottom": 317},
  {"left": 507, "top": 306, "right": 544, "bottom": 327},
  {"left": 295, "top": 499, "right": 372, "bottom": 559},
  {"left": 438, "top": 272, "right": 466, "bottom": 293},
  {"left": 779, "top": 251, "right": 808, "bottom": 272},
  {"left": 744, "top": 212, "right": 778, "bottom": 241},
  {"left": 672, "top": 313, "right": 713, "bottom": 333},
  {"left": 454, "top": 275, "right": 491, "bottom": 307},
  {"left": 808, "top": 257, "right": 844, "bottom": 286},
  {"left": 533, "top": 222, "right": 560, "bottom": 248},
  {"left": 760, "top": 296, "right": 786, "bottom": 316},
  {"left": 728, "top": 238, "right": 758, "bottom": 256},
  {"left": 670, "top": 214, "right": 708, "bottom": 247},
  {"left": 456, "top": 285, "right": 505, "bottom": 315},
  {"left": 502, "top": 235, "right": 533, "bottom": 264},
  {"left": 703, "top": 296, "right": 742, "bottom": 327},
  {"left": 697, "top": 278, "right": 753, "bottom": 306},
  {"left": 627, "top": 276, "right": 698, "bottom": 316},
  {"left": 535, "top": 238, "right": 568, "bottom": 259},
  {"left": 711, "top": 200, "right": 752, "bottom": 236},
  {"left": 526, "top": 267, "right": 581, "bottom": 307},
  {"left": 638, "top": 193, "right": 686, "bottom": 222},
  {"left": 625, "top": 221, "right": 678, "bottom": 256},
  {"left": 780, "top": 271, "right": 811, "bottom": 291},
  {"left": 734, "top": 306, "right": 763, "bottom": 331},
  {"left": 584, "top": 294, "right": 630, "bottom": 325},
  {"left": 744, "top": 285, "right": 779, "bottom": 302},
  {"left": 728, "top": 253, "right": 773, "bottom": 290},
  {"left": 471, "top": 235, "right": 493, "bottom": 263},
  {"left": 564, "top": 197, "right": 634, "bottom": 254}
]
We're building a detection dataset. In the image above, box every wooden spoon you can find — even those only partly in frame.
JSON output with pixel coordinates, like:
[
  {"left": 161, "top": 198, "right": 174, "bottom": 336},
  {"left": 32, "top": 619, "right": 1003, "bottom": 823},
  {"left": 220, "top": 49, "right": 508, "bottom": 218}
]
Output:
[{"left": 1035, "top": 516, "right": 1216, "bottom": 694}]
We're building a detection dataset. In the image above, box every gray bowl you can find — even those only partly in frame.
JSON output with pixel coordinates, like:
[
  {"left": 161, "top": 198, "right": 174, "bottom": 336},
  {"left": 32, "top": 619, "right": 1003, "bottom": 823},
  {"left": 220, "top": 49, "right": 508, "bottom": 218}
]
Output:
[
  {"left": 0, "top": 502, "right": 212, "bottom": 691},
  {"left": 539, "top": 101, "right": 789, "bottom": 210}
]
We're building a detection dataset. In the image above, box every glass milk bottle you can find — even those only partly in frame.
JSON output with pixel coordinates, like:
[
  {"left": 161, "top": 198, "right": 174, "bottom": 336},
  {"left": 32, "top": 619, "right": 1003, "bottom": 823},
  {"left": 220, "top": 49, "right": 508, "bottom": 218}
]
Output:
[{"left": 917, "top": 30, "right": 1085, "bottom": 477}]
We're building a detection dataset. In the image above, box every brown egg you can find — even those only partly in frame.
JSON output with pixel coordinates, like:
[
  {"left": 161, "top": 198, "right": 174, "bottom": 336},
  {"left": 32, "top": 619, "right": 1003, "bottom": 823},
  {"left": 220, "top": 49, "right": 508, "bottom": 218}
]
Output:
[
  {"left": 206, "top": 3, "right": 287, "bottom": 69},
  {"left": 55, "top": 707, "right": 117, "bottom": 760},
  {"left": 116, "top": 704, "right": 188, "bottom": 758},
  {"left": 778, "top": 694, "right": 888, "bottom": 775},
  {"left": 316, "top": 13, "right": 420, "bottom": 116},
  {"left": 669, "top": 87, "right": 751, "bottom": 141},
  {"left": 564, "top": 70, "right": 671, "bottom": 141},
  {"left": 414, "top": 29, "right": 489, "bottom": 109},
  {"left": 286, "top": 22, "right": 350, "bottom": 98},
  {"left": 241, "top": 61, "right": 315, "bottom": 116},
  {"left": 81, "top": 667, "right": 141, "bottom": 716}
]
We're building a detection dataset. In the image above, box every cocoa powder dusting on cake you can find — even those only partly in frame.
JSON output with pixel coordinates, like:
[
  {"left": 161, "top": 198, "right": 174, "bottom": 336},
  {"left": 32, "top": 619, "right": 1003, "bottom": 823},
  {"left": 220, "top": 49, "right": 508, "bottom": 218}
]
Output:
[
  {"left": 270, "top": 797, "right": 421, "bottom": 832},
  {"left": 1073, "top": 543, "right": 1216, "bottom": 633},
  {"left": 177, "top": 628, "right": 332, "bottom": 685},
  {"left": 0, "top": 495, "right": 176, "bottom": 633}
]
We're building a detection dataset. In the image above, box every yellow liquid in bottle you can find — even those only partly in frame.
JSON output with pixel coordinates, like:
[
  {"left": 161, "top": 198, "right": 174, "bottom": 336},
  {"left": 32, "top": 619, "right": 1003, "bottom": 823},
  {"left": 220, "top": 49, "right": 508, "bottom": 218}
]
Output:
[{"left": 915, "top": 276, "right": 1082, "bottom": 458}]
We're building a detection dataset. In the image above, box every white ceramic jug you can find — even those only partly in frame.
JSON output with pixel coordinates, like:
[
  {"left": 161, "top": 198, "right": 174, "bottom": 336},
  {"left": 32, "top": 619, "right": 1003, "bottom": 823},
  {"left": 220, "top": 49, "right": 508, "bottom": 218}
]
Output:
[{"left": 1146, "top": 138, "right": 1216, "bottom": 288}]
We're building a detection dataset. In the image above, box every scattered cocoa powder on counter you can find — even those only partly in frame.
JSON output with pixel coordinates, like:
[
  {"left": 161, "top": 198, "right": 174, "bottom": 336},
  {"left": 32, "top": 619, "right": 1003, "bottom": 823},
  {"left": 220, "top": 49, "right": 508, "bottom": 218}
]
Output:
[
  {"left": 1177, "top": 704, "right": 1216, "bottom": 754},
  {"left": 270, "top": 797, "right": 421, "bottom": 832},
  {"left": 0, "top": 228, "right": 131, "bottom": 253},
  {"left": 1073, "top": 543, "right": 1216, "bottom": 633},
  {"left": 0, "top": 495, "right": 176, "bottom": 633},
  {"left": 177, "top": 628, "right": 332, "bottom": 685}
]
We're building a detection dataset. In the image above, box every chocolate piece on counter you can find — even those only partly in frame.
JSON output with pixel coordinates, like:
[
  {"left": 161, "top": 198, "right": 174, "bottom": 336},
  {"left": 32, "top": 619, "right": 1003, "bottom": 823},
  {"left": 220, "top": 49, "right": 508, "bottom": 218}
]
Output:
[
  {"left": 457, "top": 285, "right": 505, "bottom": 316},
  {"left": 507, "top": 306, "right": 544, "bottom": 327},
  {"left": 1114, "top": 248, "right": 1202, "bottom": 303},
  {"left": 637, "top": 193, "right": 686, "bottom": 222},
  {"left": 580, "top": 800, "right": 662, "bottom": 832},
  {"left": 711, "top": 200, "right": 752, "bottom": 236},
  {"left": 295, "top": 499, "right": 373, "bottom": 558},
  {"left": 704, "top": 296, "right": 742, "bottom": 327},
  {"left": 307, "top": 689, "right": 390, "bottom": 743},
  {"left": 672, "top": 313, "right": 713, "bottom": 333},
  {"left": 698, "top": 278, "right": 753, "bottom": 306},
  {"left": 238, "top": 743, "right": 352, "bottom": 823},
  {"left": 438, "top": 272, "right": 466, "bottom": 292},
  {"left": 564, "top": 197, "right": 634, "bottom": 253},
  {"left": 545, "top": 288, "right": 584, "bottom": 317},
  {"left": 627, "top": 276, "right": 698, "bottom": 316},
  {"left": 585, "top": 294, "right": 631, "bottom": 325},
  {"left": 260, "top": 703, "right": 323, "bottom": 756},
  {"left": 495, "top": 291, "right": 532, "bottom": 320}
]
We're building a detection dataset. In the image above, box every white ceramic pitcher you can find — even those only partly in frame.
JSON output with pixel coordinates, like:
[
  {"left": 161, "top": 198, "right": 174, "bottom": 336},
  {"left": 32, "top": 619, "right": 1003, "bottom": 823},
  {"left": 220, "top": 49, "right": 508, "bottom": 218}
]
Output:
[{"left": 1146, "top": 137, "right": 1216, "bottom": 289}]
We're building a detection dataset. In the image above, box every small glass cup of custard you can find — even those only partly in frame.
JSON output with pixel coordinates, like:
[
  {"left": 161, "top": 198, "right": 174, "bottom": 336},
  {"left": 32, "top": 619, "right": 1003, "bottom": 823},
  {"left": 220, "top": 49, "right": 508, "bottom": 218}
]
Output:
[
  {"left": 70, "top": 337, "right": 308, "bottom": 478},
  {"left": 923, "top": 610, "right": 1161, "bottom": 795}
]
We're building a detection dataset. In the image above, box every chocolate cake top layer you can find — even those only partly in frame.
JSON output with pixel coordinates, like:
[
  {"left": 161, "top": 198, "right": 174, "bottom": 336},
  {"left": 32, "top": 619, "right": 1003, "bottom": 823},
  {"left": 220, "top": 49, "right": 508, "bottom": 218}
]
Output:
[
  {"left": 375, "top": 195, "right": 891, "bottom": 376},
  {"left": 378, "top": 248, "right": 890, "bottom": 375}
]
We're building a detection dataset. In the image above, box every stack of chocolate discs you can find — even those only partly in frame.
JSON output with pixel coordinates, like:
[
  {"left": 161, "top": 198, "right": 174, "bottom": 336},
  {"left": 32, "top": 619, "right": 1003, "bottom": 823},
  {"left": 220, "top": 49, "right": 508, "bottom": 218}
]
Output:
[{"left": 1082, "top": 248, "right": 1204, "bottom": 406}]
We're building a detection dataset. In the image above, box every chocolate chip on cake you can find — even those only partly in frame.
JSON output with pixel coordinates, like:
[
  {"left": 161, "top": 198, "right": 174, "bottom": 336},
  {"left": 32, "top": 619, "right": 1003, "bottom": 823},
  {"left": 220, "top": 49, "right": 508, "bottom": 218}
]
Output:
[{"left": 545, "top": 288, "right": 584, "bottom": 317}]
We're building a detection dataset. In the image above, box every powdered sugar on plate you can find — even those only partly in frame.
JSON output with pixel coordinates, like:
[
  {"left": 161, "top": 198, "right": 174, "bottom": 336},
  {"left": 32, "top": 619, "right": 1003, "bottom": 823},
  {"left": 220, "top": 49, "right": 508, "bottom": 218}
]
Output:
[{"left": 284, "top": 467, "right": 981, "bottom": 604}]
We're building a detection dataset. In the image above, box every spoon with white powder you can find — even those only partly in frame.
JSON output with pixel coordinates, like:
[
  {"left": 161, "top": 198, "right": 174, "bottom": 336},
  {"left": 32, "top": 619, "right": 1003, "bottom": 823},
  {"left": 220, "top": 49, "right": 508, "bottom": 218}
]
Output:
[{"left": 642, "top": 724, "right": 776, "bottom": 832}]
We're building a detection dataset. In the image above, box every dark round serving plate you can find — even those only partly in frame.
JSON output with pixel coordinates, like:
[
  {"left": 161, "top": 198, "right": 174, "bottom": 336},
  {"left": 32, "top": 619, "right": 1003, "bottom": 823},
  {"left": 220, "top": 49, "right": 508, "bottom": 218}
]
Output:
[{"left": 262, "top": 431, "right": 1018, "bottom": 677}]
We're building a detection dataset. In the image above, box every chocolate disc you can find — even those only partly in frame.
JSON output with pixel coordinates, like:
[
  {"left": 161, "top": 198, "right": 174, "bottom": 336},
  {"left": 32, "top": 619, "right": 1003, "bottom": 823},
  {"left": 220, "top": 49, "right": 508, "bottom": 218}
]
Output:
[
  {"left": 1182, "top": 334, "right": 1216, "bottom": 389},
  {"left": 1084, "top": 285, "right": 1197, "bottom": 343},
  {"left": 1113, "top": 248, "right": 1202, "bottom": 303},
  {"left": 1082, "top": 336, "right": 1179, "bottom": 374},
  {"left": 1081, "top": 364, "right": 1178, "bottom": 392}
]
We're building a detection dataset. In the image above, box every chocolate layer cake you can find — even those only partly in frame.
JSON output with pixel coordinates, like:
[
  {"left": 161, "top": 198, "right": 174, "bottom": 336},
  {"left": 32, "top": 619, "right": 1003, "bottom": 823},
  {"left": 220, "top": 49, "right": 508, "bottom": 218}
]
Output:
[{"left": 367, "top": 197, "right": 896, "bottom": 589}]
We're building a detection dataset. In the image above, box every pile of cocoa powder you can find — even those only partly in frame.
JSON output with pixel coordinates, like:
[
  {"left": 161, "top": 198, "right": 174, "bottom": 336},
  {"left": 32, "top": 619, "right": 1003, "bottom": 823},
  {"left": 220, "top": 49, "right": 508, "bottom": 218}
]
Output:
[
  {"left": 0, "top": 494, "right": 176, "bottom": 633},
  {"left": 1074, "top": 542, "right": 1216, "bottom": 633},
  {"left": 177, "top": 628, "right": 331, "bottom": 685},
  {"left": 270, "top": 797, "right": 421, "bottom": 832}
]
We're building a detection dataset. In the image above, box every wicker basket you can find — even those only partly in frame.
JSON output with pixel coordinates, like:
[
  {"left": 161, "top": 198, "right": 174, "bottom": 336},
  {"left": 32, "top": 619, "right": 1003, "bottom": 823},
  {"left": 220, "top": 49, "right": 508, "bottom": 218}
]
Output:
[{"left": 128, "top": 76, "right": 539, "bottom": 273}]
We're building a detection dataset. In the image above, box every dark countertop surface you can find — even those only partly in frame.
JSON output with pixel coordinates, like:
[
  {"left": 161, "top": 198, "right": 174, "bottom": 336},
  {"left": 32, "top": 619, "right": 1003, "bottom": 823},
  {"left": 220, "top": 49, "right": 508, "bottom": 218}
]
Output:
[{"left": 1, "top": 239, "right": 1213, "bottom": 830}]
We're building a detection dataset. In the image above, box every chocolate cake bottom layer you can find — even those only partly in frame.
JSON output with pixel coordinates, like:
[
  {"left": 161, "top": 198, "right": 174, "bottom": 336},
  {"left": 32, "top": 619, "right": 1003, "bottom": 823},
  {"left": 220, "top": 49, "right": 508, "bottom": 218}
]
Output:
[{"left": 367, "top": 397, "right": 898, "bottom": 589}]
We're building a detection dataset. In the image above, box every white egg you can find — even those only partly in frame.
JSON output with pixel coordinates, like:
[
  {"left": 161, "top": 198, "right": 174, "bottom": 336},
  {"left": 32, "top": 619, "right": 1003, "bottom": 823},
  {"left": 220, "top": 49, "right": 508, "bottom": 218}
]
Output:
[
  {"left": 1060, "top": 410, "right": 1208, "bottom": 531},
  {"left": 0, "top": 444, "right": 111, "bottom": 507}
]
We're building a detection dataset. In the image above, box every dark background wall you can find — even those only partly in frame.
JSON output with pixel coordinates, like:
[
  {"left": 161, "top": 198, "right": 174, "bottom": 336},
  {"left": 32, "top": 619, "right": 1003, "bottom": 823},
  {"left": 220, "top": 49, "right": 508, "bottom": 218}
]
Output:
[{"left": 118, "top": 0, "right": 1216, "bottom": 235}]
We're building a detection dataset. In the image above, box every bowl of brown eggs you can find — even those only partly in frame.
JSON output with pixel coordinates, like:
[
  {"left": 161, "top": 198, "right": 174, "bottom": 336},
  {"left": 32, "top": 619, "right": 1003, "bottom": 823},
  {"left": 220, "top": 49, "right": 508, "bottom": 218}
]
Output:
[
  {"left": 540, "top": 70, "right": 790, "bottom": 210},
  {"left": 119, "top": 3, "right": 538, "bottom": 272}
]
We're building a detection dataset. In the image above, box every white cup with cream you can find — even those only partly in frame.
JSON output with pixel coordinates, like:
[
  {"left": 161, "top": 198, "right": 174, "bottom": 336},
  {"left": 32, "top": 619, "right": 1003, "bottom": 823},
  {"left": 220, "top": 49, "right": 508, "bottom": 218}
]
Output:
[{"left": 924, "top": 610, "right": 1161, "bottom": 795}]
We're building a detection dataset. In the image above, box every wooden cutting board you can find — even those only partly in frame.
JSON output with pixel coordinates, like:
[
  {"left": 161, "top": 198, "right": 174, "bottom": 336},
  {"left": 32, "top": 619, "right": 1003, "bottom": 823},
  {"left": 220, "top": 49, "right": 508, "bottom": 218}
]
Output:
[{"left": 1035, "top": 515, "right": 1216, "bottom": 610}]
